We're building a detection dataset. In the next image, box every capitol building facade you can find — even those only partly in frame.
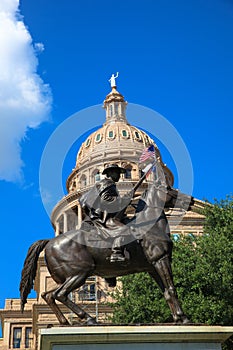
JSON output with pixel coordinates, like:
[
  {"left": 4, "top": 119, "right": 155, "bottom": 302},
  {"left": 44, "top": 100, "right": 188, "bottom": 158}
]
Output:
[{"left": 0, "top": 81, "right": 205, "bottom": 349}]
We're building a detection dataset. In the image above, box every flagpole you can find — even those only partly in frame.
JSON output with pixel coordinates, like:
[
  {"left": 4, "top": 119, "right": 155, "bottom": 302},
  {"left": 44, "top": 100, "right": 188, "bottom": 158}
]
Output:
[
  {"left": 114, "top": 161, "right": 156, "bottom": 221},
  {"left": 132, "top": 160, "right": 156, "bottom": 194}
]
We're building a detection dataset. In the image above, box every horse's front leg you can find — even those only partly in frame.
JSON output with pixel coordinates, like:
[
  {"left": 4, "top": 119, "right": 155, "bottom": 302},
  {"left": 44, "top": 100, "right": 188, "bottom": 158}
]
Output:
[{"left": 152, "top": 254, "right": 190, "bottom": 324}]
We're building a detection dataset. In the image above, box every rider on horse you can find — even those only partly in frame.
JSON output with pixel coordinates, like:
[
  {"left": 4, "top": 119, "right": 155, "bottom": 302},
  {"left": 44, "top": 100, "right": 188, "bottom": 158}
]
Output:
[
  {"left": 79, "top": 164, "right": 134, "bottom": 263},
  {"left": 20, "top": 160, "right": 192, "bottom": 324}
]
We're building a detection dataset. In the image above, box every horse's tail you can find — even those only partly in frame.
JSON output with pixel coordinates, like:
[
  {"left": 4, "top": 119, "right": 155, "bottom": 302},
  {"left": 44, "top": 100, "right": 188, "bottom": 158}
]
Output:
[{"left": 20, "top": 239, "right": 50, "bottom": 313}]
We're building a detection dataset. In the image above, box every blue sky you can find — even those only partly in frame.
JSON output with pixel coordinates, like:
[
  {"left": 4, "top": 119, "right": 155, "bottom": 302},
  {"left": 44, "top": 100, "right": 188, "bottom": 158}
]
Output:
[{"left": 0, "top": 0, "right": 233, "bottom": 314}]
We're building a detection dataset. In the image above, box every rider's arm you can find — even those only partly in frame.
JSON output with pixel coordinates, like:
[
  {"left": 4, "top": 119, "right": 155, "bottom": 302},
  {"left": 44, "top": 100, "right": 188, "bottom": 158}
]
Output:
[{"left": 100, "top": 184, "right": 118, "bottom": 202}]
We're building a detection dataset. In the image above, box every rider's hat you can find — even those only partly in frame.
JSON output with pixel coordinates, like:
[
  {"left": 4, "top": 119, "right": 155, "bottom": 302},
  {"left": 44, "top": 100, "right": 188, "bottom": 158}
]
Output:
[{"left": 102, "top": 163, "right": 126, "bottom": 175}]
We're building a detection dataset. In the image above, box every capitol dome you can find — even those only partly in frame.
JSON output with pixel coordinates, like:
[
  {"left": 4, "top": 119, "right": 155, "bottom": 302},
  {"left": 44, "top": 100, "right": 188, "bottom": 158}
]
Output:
[{"left": 66, "top": 86, "right": 174, "bottom": 194}]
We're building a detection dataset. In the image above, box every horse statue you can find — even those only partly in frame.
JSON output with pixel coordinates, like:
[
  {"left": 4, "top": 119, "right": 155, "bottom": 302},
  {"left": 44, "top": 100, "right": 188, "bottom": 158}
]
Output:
[{"left": 20, "top": 172, "right": 194, "bottom": 326}]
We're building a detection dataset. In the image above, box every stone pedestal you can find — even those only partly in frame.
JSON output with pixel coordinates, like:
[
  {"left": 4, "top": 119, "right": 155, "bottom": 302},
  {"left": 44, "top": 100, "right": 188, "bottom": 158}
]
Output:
[{"left": 39, "top": 325, "right": 233, "bottom": 350}]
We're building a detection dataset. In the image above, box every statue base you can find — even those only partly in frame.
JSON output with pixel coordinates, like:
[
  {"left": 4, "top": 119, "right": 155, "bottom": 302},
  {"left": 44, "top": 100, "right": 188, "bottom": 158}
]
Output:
[{"left": 39, "top": 325, "right": 233, "bottom": 350}]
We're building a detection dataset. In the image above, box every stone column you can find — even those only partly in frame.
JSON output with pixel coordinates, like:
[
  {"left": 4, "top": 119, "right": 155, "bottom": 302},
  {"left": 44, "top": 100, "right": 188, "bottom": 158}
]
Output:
[
  {"left": 77, "top": 204, "right": 82, "bottom": 229},
  {"left": 55, "top": 222, "right": 60, "bottom": 236},
  {"left": 63, "top": 212, "right": 68, "bottom": 233}
]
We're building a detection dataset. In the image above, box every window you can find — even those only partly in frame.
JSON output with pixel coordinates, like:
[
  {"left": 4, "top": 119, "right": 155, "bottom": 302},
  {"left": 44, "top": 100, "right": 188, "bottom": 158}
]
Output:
[
  {"left": 80, "top": 175, "right": 87, "bottom": 187},
  {"left": 69, "top": 180, "right": 76, "bottom": 191},
  {"left": 13, "top": 328, "right": 22, "bottom": 348},
  {"left": 90, "top": 283, "right": 95, "bottom": 298},
  {"left": 115, "top": 102, "right": 119, "bottom": 115},
  {"left": 25, "top": 327, "right": 33, "bottom": 348},
  {"left": 122, "top": 130, "right": 128, "bottom": 137},
  {"left": 124, "top": 168, "right": 132, "bottom": 179},
  {"left": 95, "top": 172, "right": 101, "bottom": 182},
  {"left": 109, "top": 104, "right": 113, "bottom": 116},
  {"left": 91, "top": 169, "right": 101, "bottom": 183},
  {"left": 85, "top": 138, "right": 91, "bottom": 147},
  {"left": 95, "top": 133, "right": 101, "bottom": 142},
  {"left": 108, "top": 131, "right": 114, "bottom": 138},
  {"left": 134, "top": 131, "right": 141, "bottom": 140},
  {"left": 78, "top": 283, "right": 96, "bottom": 301}
]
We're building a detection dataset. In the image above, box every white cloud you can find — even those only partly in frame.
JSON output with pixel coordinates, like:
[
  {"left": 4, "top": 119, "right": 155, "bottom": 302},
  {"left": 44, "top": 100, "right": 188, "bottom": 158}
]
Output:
[
  {"left": 34, "top": 42, "right": 45, "bottom": 53},
  {"left": 0, "top": 0, "right": 52, "bottom": 182}
]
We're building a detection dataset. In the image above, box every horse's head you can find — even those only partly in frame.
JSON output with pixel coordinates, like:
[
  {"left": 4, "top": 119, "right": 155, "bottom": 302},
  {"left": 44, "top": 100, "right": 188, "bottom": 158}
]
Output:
[
  {"left": 140, "top": 179, "right": 194, "bottom": 213},
  {"left": 140, "top": 181, "right": 168, "bottom": 210},
  {"left": 165, "top": 187, "right": 194, "bottom": 211}
]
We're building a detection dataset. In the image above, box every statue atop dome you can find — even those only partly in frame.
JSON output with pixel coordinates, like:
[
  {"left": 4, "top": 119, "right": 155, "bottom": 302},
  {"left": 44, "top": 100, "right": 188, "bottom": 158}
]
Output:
[{"left": 109, "top": 72, "right": 119, "bottom": 88}]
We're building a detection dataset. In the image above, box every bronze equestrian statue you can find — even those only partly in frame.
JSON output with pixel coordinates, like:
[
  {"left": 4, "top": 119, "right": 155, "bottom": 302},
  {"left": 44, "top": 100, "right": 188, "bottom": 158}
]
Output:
[{"left": 20, "top": 161, "right": 193, "bottom": 326}]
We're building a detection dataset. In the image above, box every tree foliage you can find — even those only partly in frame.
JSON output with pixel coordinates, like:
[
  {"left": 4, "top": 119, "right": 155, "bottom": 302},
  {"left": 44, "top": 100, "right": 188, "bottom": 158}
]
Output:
[{"left": 110, "top": 195, "right": 233, "bottom": 348}]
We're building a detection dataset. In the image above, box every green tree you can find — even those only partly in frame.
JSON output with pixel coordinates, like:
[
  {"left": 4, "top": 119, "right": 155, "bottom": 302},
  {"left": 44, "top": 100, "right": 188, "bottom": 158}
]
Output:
[{"left": 110, "top": 195, "right": 233, "bottom": 348}]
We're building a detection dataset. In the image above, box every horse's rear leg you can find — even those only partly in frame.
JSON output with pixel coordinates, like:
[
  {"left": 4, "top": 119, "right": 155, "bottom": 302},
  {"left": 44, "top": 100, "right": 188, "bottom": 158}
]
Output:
[
  {"left": 41, "top": 289, "right": 69, "bottom": 325},
  {"left": 53, "top": 273, "right": 97, "bottom": 325},
  {"left": 152, "top": 255, "right": 190, "bottom": 324}
]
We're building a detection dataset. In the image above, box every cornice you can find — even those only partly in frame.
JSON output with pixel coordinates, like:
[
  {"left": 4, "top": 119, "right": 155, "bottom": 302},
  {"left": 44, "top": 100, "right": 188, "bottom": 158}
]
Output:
[{"left": 50, "top": 191, "right": 80, "bottom": 224}]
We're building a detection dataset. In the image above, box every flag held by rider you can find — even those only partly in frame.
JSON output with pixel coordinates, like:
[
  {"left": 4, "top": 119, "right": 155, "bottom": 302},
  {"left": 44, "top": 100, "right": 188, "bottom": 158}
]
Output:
[
  {"left": 139, "top": 144, "right": 156, "bottom": 162},
  {"left": 139, "top": 144, "right": 157, "bottom": 178}
]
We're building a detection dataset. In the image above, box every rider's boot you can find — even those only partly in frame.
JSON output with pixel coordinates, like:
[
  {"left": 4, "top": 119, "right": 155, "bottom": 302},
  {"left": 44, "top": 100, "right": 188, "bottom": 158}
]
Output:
[
  {"left": 110, "top": 236, "right": 125, "bottom": 262},
  {"left": 110, "top": 237, "right": 126, "bottom": 262},
  {"left": 110, "top": 247, "right": 126, "bottom": 262}
]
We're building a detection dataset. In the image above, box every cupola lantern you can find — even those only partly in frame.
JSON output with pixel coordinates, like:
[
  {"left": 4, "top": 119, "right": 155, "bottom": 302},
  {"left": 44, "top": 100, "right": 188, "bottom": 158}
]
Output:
[{"left": 103, "top": 72, "right": 128, "bottom": 123}]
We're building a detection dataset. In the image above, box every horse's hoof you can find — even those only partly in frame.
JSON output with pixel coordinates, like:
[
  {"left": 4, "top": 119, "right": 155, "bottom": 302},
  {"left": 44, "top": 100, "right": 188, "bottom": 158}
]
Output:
[
  {"left": 174, "top": 316, "right": 191, "bottom": 325},
  {"left": 86, "top": 317, "right": 98, "bottom": 326},
  {"left": 60, "top": 319, "right": 70, "bottom": 326},
  {"left": 182, "top": 316, "right": 191, "bottom": 324},
  {"left": 70, "top": 321, "right": 81, "bottom": 325}
]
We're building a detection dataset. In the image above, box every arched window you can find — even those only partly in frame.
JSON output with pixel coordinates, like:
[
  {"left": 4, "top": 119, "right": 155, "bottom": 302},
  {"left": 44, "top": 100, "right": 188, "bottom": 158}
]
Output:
[
  {"left": 134, "top": 131, "right": 141, "bottom": 140},
  {"left": 108, "top": 130, "right": 114, "bottom": 138},
  {"left": 92, "top": 169, "right": 101, "bottom": 183},
  {"left": 85, "top": 138, "right": 91, "bottom": 147},
  {"left": 95, "top": 172, "right": 101, "bottom": 183},
  {"left": 80, "top": 175, "right": 87, "bottom": 187},
  {"left": 122, "top": 129, "right": 128, "bottom": 137},
  {"left": 114, "top": 102, "right": 119, "bottom": 115},
  {"left": 109, "top": 104, "right": 113, "bottom": 117},
  {"left": 95, "top": 133, "right": 101, "bottom": 142},
  {"left": 124, "top": 167, "right": 132, "bottom": 179},
  {"left": 70, "top": 180, "right": 76, "bottom": 191}
]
